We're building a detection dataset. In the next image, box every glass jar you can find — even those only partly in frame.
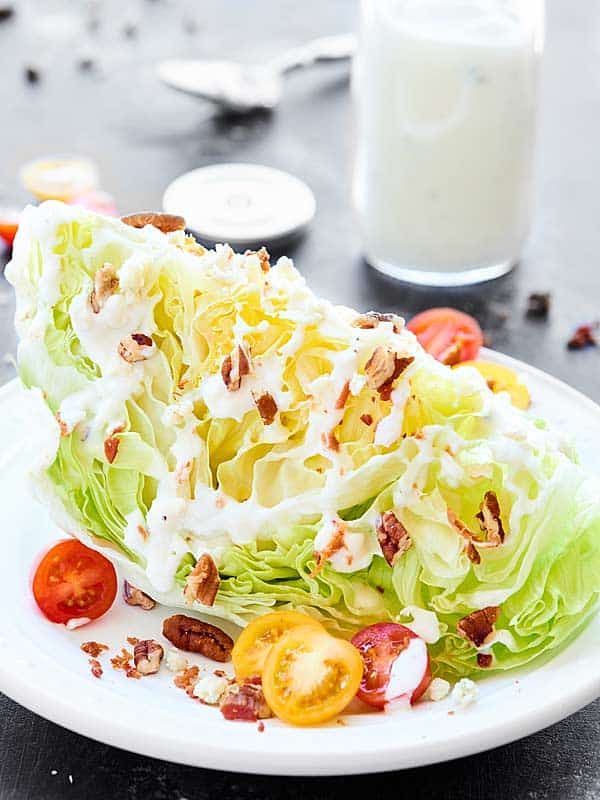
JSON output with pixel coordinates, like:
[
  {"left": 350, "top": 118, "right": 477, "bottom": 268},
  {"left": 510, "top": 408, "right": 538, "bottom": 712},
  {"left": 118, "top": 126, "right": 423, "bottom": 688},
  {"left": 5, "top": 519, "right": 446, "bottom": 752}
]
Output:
[{"left": 352, "top": 0, "right": 545, "bottom": 286}]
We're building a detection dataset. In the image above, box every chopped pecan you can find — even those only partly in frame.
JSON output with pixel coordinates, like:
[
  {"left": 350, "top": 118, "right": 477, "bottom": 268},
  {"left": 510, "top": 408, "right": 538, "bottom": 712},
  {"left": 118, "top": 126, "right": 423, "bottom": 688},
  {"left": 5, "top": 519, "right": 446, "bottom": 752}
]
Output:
[
  {"left": 364, "top": 346, "right": 397, "bottom": 391},
  {"left": 221, "top": 344, "right": 251, "bottom": 391},
  {"left": 253, "top": 391, "right": 278, "bottom": 425},
  {"left": 360, "top": 413, "right": 373, "bottom": 426},
  {"left": 123, "top": 580, "right": 156, "bottom": 610},
  {"left": 89, "top": 658, "right": 103, "bottom": 679},
  {"left": 110, "top": 647, "right": 142, "bottom": 679},
  {"left": 311, "top": 520, "right": 346, "bottom": 577},
  {"left": 352, "top": 311, "right": 403, "bottom": 334},
  {"left": 90, "top": 263, "right": 119, "bottom": 313},
  {"left": 477, "top": 652, "right": 493, "bottom": 668},
  {"left": 118, "top": 333, "right": 154, "bottom": 363},
  {"left": 104, "top": 435, "right": 120, "bottom": 464},
  {"left": 162, "top": 614, "right": 233, "bottom": 662},
  {"left": 475, "top": 491, "right": 505, "bottom": 545},
  {"left": 567, "top": 323, "right": 598, "bottom": 350},
  {"left": 121, "top": 212, "right": 186, "bottom": 233},
  {"left": 376, "top": 511, "right": 412, "bottom": 566},
  {"left": 133, "top": 639, "right": 164, "bottom": 675},
  {"left": 439, "top": 343, "right": 462, "bottom": 366},
  {"left": 334, "top": 380, "right": 351, "bottom": 410},
  {"left": 220, "top": 682, "right": 272, "bottom": 721},
  {"left": 184, "top": 554, "right": 220, "bottom": 607},
  {"left": 456, "top": 606, "right": 500, "bottom": 648},
  {"left": 526, "top": 292, "right": 551, "bottom": 318},
  {"left": 81, "top": 641, "right": 109, "bottom": 658},
  {"left": 465, "top": 541, "right": 481, "bottom": 565},
  {"left": 245, "top": 246, "right": 270, "bottom": 272}
]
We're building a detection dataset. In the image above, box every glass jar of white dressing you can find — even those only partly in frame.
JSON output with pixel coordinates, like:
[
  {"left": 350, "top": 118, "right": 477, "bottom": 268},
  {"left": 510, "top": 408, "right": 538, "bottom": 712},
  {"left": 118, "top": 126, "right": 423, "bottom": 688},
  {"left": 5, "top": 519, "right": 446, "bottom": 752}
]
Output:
[{"left": 353, "top": 0, "right": 545, "bottom": 286}]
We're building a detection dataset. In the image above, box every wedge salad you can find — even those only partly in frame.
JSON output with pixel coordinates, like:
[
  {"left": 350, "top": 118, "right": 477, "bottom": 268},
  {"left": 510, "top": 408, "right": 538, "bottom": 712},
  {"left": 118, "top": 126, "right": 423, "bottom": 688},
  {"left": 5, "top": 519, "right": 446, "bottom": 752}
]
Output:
[{"left": 7, "top": 202, "right": 600, "bottom": 725}]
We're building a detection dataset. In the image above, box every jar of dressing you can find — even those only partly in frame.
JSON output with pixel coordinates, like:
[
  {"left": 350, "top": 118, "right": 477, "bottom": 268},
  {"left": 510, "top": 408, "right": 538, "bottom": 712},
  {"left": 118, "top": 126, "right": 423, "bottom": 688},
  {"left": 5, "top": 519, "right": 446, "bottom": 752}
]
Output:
[{"left": 353, "top": 0, "right": 544, "bottom": 286}]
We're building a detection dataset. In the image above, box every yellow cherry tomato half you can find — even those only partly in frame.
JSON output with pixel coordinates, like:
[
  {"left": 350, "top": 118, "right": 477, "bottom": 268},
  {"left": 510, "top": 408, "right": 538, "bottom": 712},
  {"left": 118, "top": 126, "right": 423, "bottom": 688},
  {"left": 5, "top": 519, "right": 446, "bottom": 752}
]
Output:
[
  {"left": 455, "top": 360, "right": 531, "bottom": 410},
  {"left": 262, "top": 625, "right": 363, "bottom": 726},
  {"left": 232, "top": 611, "right": 324, "bottom": 681}
]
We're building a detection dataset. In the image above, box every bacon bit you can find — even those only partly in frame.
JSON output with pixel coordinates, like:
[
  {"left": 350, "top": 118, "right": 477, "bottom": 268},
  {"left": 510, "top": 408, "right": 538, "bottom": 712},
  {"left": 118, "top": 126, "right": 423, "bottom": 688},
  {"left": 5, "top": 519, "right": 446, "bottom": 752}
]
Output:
[
  {"left": 245, "top": 246, "right": 271, "bottom": 272},
  {"left": 322, "top": 431, "right": 340, "bottom": 452},
  {"left": 257, "top": 721, "right": 265, "bottom": 733},
  {"left": 253, "top": 391, "right": 278, "bottom": 425},
  {"left": 311, "top": 520, "right": 346, "bottom": 577},
  {"left": 376, "top": 511, "right": 412, "bottom": 566},
  {"left": 475, "top": 491, "right": 505, "bottom": 545},
  {"left": 465, "top": 542, "right": 481, "bottom": 565},
  {"left": 184, "top": 553, "right": 220, "bottom": 607},
  {"left": 136, "top": 524, "right": 149, "bottom": 541},
  {"left": 104, "top": 435, "right": 120, "bottom": 464},
  {"left": 89, "top": 658, "right": 103, "bottom": 679},
  {"left": 215, "top": 496, "right": 225, "bottom": 509},
  {"left": 174, "top": 665, "right": 200, "bottom": 698},
  {"left": 526, "top": 292, "right": 551, "bottom": 318},
  {"left": 221, "top": 345, "right": 252, "bottom": 391},
  {"left": 379, "top": 356, "right": 414, "bottom": 402},
  {"left": 457, "top": 606, "right": 500, "bottom": 648},
  {"left": 127, "top": 637, "right": 140, "bottom": 646},
  {"left": 335, "top": 380, "right": 351, "bottom": 410},
  {"left": 81, "top": 641, "right": 109, "bottom": 658},
  {"left": 220, "top": 682, "right": 272, "bottom": 721},
  {"left": 55, "top": 413, "right": 70, "bottom": 437},
  {"left": 360, "top": 413, "right": 373, "bottom": 426},
  {"left": 447, "top": 710, "right": 455, "bottom": 716},
  {"left": 567, "top": 323, "right": 598, "bottom": 350},
  {"left": 110, "top": 647, "right": 142, "bottom": 679},
  {"left": 477, "top": 652, "right": 493, "bottom": 668},
  {"left": 336, "top": 718, "right": 348, "bottom": 726}
]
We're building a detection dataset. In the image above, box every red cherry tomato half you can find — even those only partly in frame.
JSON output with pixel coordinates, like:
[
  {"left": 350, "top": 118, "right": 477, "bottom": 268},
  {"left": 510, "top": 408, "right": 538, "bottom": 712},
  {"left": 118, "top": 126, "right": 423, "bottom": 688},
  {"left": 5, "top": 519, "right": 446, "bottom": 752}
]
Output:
[
  {"left": 351, "top": 622, "right": 431, "bottom": 708},
  {"left": 406, "top": 307, "right": 483, "bottom": 365},
  {"left": 0, "top": 207, "right": 21, "bottom": 248},
  {"left": 32, "top": 539, "right": 118, "bottom": 625}
]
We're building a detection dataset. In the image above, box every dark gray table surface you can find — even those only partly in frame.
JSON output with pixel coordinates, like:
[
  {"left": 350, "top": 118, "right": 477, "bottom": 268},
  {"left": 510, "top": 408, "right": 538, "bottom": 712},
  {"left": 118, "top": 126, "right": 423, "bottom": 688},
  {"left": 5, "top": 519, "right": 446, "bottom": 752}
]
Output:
[{"left": 1, "top": 1, "right": 600, "bottom": 798}]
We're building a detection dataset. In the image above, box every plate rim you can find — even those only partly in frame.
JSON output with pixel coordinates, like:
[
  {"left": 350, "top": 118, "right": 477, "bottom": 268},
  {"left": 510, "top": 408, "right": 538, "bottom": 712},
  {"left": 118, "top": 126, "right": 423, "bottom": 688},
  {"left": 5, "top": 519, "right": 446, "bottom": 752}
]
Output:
[{"left": 1, "top": 349, "right": 600, "bottom": 776}]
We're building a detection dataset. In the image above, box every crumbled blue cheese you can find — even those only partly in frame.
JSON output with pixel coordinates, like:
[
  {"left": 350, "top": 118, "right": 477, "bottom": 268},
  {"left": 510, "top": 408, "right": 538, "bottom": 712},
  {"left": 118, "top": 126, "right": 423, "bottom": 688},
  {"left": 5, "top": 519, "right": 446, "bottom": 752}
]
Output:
[
  {"left": 165, "top": 649, "right": 189, "bottom": 672},
  {"left": 192, "top": 673, "right": 230, "bottom": 704},
  {"left": 451, "top": 678, "right": 478, "bottom": 708},
  {"left": 426, "top": 677, "right": 451, "bottom": 702}
]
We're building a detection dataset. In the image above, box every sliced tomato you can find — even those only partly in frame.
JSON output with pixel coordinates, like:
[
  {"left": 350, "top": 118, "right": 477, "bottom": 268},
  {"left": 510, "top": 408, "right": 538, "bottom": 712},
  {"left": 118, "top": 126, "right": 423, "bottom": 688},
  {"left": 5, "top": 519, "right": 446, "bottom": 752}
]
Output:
[
  {"left": 407, "top": 307, "right": 483, "bottom": 364},
  {"left": 454, "top": 360, "right": 530, "bottom": 410},
  {"left": 351, "top": 623, "right": 431, "bottom": 708},
  {"left": 0, "top": 207, "right": 21, "bottom": 248},
  {"left": 32, "top": 539, "right": 117, "bottom": 625},
  {"left": 232, "top": 610, "right": 324, "bottom": 680},
  {"left": 262, "top": 625, "right": 363, "bottom": 726}
]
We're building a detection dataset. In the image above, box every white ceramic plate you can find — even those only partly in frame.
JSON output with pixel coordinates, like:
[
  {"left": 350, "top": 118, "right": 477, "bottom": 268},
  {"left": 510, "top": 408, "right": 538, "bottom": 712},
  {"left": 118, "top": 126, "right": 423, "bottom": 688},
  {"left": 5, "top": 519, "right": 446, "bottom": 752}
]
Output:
[{"left": 1, "top": 350, "right": 600, "bottom": 776}]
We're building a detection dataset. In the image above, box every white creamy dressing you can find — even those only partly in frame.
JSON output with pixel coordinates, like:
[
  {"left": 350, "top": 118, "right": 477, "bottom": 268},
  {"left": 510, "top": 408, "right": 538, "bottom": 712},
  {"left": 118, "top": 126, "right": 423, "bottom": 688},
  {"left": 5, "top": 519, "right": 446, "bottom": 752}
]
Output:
[
  {"left": 354, "top": 0, "right": 541, "bottom": 272},
  {"left": 384, "top": 636, "right": 428, "bottom": 703},
  {"left": 9, "top": 201, "right": 567, "bottom": 597}
]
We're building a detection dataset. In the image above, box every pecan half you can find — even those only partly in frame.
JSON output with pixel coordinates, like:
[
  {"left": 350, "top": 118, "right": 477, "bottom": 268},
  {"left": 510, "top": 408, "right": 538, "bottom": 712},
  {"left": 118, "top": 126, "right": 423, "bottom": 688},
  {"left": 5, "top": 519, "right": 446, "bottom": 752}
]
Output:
[
  {"left": 121, "top": 212, "right": 186, "bottom": 233},
  {"left": 352, "top": 311, "right": 403, "bottom": 334},
  {"left": 133, "top": 639, "right": 164, "bottom": 675},
  {"left": 123, "top": 580, "right": 156, "bottom": 610},
  {"left": 162, "top": 614, "right": 233, "bottom": 662},
  {"left": 118, "top": 333, "right": 154, "bottom": 363},
  {"left": 456, "top": 606, "right": 500, "bottom": 648},
  {"left": 220, "top": 682, "right": 272, "bottom": 721},
  {"left": 90, "top": 263, "right": 119, "bottom": 313},
  {"left": 526, "top": 292, "right": 551, "bottom": 318},
  {"left": 475, "top": 491, "right": 505, "bottom": 545},
  {"left": 253, "top": 391, "right": 278, "bottom": 425},
  {"left": 376, "top": 511, "right": 412, "bottom": 566},
  {"left": 245, "top": 246, "right": 270, "bottom": 272},
  {"left": 221, "top": 344, "right": 251, "bottom": 391},
  {"left": 184, "top": 554, "right": 220, "bottom": 607}
]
